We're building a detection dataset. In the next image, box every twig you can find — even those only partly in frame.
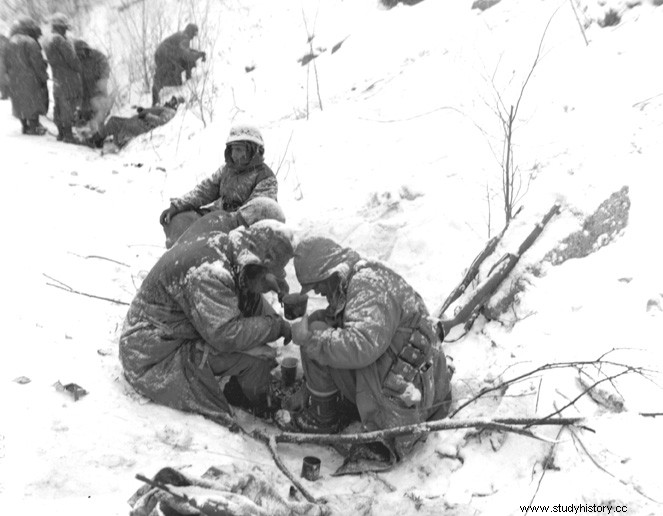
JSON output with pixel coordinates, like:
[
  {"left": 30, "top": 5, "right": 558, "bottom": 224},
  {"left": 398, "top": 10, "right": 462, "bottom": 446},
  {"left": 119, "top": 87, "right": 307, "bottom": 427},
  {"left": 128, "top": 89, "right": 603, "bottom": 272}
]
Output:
[
  {"left": 262, "top": 434, "right": 323, "bottom": 505},
  {"left": 568, "top": 0, "right": 589, "bottom": 46},
  {"left": 529, "top": 425, "right": 566, "bottom": 506},
  {"left": 68, "top": 252, "right": 130, "bottom": 267},
  {"left": 275, "top": 131, "right": 294, "bottom": 176},
  {"left": 260, "top": 417, "right": 582, "bottom": 447},
  {"left": 569, "top": 428, "right": 662, "bottom": 504},
  {"left": 43, "top": 273, "right": 130, "bottom": 306}
]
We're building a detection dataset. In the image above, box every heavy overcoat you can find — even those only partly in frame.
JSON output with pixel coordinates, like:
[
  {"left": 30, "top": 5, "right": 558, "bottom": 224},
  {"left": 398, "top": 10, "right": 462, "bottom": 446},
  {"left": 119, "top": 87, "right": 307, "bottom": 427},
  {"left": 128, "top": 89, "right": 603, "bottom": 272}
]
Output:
[
  {"left": 171, "top": 147, "right": 278, "bottom": 213},
  {"left": 119, "top": 222, "right": 294, "bottom": 424},
  {"left": 5, "top": 22, "right": 49, "bottom": 119},
  {"left": 154, "top": 31, "right": 201, "bottom": 88},
  {"left": 295, "top": 237, "right": 452, "bottom": 458}
]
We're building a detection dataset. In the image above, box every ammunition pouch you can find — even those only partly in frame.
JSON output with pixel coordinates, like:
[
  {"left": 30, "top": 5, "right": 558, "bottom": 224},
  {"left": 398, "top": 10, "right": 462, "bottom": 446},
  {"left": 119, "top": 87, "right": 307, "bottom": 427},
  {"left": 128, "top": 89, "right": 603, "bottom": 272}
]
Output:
[{"left": 382, "top": 312, "right": 435, "bottom": 408}]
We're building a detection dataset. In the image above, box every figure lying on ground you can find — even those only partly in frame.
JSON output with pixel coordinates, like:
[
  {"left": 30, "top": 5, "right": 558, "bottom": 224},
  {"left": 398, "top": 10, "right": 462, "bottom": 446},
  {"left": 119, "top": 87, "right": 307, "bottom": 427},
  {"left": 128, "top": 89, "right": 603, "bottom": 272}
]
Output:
[
  {"left": 85, "top": 95, "right": 183, "bottom": 149},
  {"left": 159, "top": 124, "right": 278, "bottom": 248}
]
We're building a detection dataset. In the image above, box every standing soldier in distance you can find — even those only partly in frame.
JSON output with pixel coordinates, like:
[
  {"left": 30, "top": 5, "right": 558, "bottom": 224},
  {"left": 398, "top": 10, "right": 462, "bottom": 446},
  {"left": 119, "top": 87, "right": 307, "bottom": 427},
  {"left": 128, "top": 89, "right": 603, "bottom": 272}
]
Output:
[
  {"left": 44, "top": 13, "right": 82, "bottom": 143},
  {"left": 74, "top": 39, "right": 111, "bottom": 134}
]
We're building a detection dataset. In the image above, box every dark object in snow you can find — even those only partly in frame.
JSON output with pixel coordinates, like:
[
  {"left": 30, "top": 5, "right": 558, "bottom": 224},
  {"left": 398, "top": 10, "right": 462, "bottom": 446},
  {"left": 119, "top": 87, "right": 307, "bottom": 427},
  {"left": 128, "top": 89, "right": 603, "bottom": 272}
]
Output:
[
  {"left": 13, "top": 376, "right": 31, "bottom": 384},
  {"left": 380, "top": 0, "right": 426, "bottom": 7},
  {"left": 598, "top": 8, "right": 621, "bottom": 28},
  {"left": 472, "top": 0, "right": 502, "bottom": 11},
  {"left": 130, "top": 466, "right": 326, "bottom": 516},
  {"left": 298, "top": 52, "right": 318, "bottom": 66},
  {"left": 331, "top": 37, "right": 349, "bottom": 54},
  {"left": 54, "top": 380, "right": 88, "bottom": 401},
  {"left": 332, "top": 442, "right": 395, "bottom": 476},
  {"left": 97, "top": 348, "right": 113, "bottom": 356},
  {"left": 244, "top": 64, "right": 255, "bottom": 73},
  {"left": 300, "top": 456, "right": 321, "bottom": 481}
]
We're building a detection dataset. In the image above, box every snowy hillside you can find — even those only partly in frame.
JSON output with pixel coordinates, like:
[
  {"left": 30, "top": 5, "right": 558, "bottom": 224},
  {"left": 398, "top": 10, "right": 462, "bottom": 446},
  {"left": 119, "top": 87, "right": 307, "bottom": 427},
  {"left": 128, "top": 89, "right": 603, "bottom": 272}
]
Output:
[{"left": 1, "top": 0, "right": 662, "bottom": 514}]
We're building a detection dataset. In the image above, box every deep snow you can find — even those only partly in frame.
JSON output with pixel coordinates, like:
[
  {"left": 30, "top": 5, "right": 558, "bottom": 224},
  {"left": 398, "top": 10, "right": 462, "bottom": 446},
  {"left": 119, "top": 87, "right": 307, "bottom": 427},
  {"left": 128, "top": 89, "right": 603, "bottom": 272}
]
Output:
[{"left": 1, "top": 0, "right": 662, "bottom": 514}]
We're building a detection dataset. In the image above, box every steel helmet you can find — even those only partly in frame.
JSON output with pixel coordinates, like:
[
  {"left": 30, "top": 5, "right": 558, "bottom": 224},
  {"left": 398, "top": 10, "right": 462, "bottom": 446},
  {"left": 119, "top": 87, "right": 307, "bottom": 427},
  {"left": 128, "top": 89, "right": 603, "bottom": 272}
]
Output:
[
  {"left": 226, "top": 124, "right": 264, "bottom": 147},
  {"left": 50, "top": 13, "right": 72, "bottom": 29}
]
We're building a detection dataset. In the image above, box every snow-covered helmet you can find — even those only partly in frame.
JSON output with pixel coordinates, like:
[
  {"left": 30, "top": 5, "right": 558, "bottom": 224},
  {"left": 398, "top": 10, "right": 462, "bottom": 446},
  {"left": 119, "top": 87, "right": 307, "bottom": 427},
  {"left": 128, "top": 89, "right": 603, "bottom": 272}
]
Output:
[
  {"left": 226, "top": 124, "right": 264, "bottom": 147},
  {"left": 50, "top": 13, "right": 72, "bottom": 29}
]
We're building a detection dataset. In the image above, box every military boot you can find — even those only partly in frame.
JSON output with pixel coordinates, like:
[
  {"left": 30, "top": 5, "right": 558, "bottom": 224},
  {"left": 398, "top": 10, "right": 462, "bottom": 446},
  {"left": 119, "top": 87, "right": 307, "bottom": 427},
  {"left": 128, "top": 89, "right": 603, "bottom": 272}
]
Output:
[
  {"left": 20, "top": 119, "right": 29, "bottom": 134},
  {"left": 25, "top": 118, "right": 46, "bottom": 136},
  {"left": 292, "top": 386, "right": 344, "bottom": 434},
  {"left": 61, "top": 126, "right": 77, "bottom": 144}
]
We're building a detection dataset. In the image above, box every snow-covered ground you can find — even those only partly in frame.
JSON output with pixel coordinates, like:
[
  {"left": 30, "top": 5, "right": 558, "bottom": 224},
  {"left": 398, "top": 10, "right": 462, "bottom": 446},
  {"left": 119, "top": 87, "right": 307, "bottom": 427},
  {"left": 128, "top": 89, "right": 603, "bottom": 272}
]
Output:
[{"left": 1, "top": 0, "right": 662, "bottom": 514}]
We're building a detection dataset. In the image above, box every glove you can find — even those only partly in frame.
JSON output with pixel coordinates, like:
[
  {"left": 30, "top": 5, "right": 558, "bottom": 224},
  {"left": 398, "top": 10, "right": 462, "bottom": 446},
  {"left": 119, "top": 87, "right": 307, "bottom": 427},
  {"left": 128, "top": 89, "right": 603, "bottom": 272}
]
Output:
[
  {"left": 159, "top": 204, "right": 180, "bottom": 226},
  {"left": 292, "top": 315, "right": 313, "bottom": 346},
  {"left": 280, "top": 319, "right": 292, "bottom": 345},
  {"left": 200, "top": 51, "right": 207, "bottom": 62}
]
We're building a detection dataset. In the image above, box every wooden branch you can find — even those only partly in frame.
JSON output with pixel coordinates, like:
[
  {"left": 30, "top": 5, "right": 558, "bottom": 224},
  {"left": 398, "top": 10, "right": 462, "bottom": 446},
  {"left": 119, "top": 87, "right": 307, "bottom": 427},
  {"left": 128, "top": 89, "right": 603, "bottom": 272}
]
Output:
[
  {"left": 263, "top": 435, "right": 322, "bottom": 505},
  {"left": 68, "top": 252, "right": 130, "bottom": 267},
  {"left": 568, "top": 0, "right": 589, "bottom": 46},
  {"left": 442, "top": 204, "right": 560, "bottom": 333},
  {"left": 261, "top": 416, "right": 582, "bottom": 447},
  {"left": 43, "top": 273, "right": 131, "bottom": 306}
]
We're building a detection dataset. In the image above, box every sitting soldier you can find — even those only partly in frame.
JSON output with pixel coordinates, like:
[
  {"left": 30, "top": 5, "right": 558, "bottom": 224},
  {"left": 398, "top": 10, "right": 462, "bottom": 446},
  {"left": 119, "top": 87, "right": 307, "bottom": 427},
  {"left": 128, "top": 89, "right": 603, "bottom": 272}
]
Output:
[
  {"left": 119, "top": 220, "right": 295, "bottom": 423},
  {"left": 159, "top": 124, "right": 278, "bottom": 247},
  {"left": 288, "top": 236, "right": 453, "bottom": 463}
]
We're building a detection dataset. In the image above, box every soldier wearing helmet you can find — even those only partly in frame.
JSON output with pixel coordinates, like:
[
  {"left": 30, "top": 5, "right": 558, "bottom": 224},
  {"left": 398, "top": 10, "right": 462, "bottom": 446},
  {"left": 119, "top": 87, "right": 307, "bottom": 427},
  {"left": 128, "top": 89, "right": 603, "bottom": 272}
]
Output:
[
  {"left": 152, "top": 22, "right": 205, "bottom": 106},
  {"left": 159, "top": 124, "right": 279, "bottom": 248},
  {"left": 43, "top": 12, "right": 82, "bottom": 143}
]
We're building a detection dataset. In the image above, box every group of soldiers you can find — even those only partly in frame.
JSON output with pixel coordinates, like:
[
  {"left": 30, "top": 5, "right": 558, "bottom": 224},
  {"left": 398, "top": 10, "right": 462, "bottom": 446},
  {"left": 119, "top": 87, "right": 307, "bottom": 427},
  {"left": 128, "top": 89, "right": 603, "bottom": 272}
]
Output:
[
  {"left": 120, "top": 124, "right": 454, "bottom": 465},
  {"left": 0, "top": 14, "right": 205, "bottom": 148}
]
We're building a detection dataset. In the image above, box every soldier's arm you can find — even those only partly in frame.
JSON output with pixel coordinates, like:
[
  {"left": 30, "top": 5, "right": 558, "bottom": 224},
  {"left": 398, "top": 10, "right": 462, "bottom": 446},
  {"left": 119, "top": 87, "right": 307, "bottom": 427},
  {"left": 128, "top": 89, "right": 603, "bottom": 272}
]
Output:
[
  {"left": 246, "top": 166, "right": 278, "bottom": 203},
  {"left": 305, "top": 271, "right": 400, "bottom": 369},
  {"left": 171, "top": 168, "right": 224, "bottom": 210},
  {"left": 58, "top": 36, "right": 81, "bottom": 72},
  {"left": 181, "top": 265, "right": 281, "bottom": 352},
  {"left": 27, "top": 39, "right": 49, "bottom": 83}
]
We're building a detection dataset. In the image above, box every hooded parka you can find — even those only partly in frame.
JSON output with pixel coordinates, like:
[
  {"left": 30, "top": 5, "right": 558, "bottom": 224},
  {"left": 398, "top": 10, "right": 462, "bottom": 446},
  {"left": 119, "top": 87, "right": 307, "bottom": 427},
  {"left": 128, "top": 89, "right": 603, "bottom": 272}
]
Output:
[
  {"left": 43, "top": 22, "right": 82, "bottom": 127},
  {"left": 170, "top": 143, "right": 278, "bottom": 214},
  {"left": 294, "top": 236, "right": 452, "bottom": 459},
  {"left": 119, "top": 221, "right": 295, "bottom": 424},
  {"left": 5, "top": 18, "right": 49, "bottom": 120},
  {"left": 74, "top": 39, "right": 110, "bottom": 125}
]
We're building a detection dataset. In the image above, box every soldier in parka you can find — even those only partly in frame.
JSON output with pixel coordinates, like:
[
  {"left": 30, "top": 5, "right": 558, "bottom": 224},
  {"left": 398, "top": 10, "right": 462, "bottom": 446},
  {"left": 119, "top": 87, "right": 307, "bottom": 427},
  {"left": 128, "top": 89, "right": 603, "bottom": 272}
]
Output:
[
  {"left": 288, "top": 236, "right": 453, "bottom": 462},
  {"left": 152, "top": 22, "right": 205, "bottom": 106},
  {"left": 4, "top": 17, "right": 49, "bottom": 135},
  {"left": 0, "top": 34, "right": 10, "bottom": 99},
  {"left": 43, "top": 13, "right": 82, "bottom": 143},
  {"left": 73, "top": 39, "right": 110, "bottom": 133},
  {"left": 174, "top": 197, "right": 286, "bottom": 248},
  {"left": 119, "top": 220, "right": 295, "bottom": 423},
  {"left": 160, "top": 124, "right": 278, "bottom": 248}
]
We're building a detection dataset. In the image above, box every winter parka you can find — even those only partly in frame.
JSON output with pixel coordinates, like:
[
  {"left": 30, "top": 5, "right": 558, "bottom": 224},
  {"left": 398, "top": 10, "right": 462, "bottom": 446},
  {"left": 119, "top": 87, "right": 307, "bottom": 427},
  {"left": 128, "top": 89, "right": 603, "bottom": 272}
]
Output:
[
  {"left": 0, "top": 35, "right": 9, "bottom": 97},
  {"left": 119, "top": 221, "right": 295, "bottom": 424},
  {"left": 74, "top": 41, "right": 109, "bottom": 116},
  {"left": 5, "top": 19, "right": 49, "bottom": 119},
  {"left": 171, "top": 145, "right": 278, "bottom": 213},
  {"left": 44, "top": 31, "right": 82, "bottom": 126},
  {"left": 153, "top": 30, "right": 203, "bottom": 88},
  {"left": 295, "top": 236, "right": 452, "bottom": 458}
]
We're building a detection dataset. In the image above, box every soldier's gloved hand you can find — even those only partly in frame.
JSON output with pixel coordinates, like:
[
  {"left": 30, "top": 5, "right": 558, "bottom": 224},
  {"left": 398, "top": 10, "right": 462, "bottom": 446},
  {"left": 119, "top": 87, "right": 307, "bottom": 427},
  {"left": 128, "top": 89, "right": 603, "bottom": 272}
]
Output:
[
  {"left": 200, "top": 51, "right": 207, "bottom": 62},
  {"left": 159, "top": 204, "right": 180, "bottom": 226},
  {"left": 280, "top": 318, "right": 292, "bottom": 345},
  {"left": 292, "top": 315, "right": 313, "bottom": 346}
]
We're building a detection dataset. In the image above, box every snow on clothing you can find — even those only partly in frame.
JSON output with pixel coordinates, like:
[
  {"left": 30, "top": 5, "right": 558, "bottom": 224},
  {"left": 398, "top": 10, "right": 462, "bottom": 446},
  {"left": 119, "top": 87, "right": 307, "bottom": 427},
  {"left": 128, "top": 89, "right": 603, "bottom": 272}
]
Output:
[
  {"left": 119, "top": 222, "right": 295, "bottom": 425},
  {"left": 170, "top": 146, "right": 278, "bottom": 216},
  {"left": 4, "top": 22, "right": 49, "bottom": 120},
  {"left": 167, "top": 197, "right": 286, "bottom": 249},
  {"left": 44, "top": 32, "right": 82, "bottom": 127},
  {"left": 295, "top": 236, "right": 452, "bottom": 459}
]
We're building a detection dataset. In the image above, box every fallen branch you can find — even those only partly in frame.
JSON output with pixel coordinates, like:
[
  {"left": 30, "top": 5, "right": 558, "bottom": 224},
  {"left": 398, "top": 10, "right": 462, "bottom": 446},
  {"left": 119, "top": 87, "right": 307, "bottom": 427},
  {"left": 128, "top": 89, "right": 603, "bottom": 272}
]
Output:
[
  {"left": 256, "top": 416, "right": 582, "bottom": 448},
  {"left": 441, "top": 204, "right": 560, "bottom": 333},
  {"left": 265, "top": 435, "right": 322, "bottom": 505},
  {"left": 450, "top": 352, "right": 657, "bottom": 418},
  {"left": 68, "top": 252, "right": 130, "bottom": 267},
  {"left": 43, "top": 273, "right": 130, "bottom": 306}
]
